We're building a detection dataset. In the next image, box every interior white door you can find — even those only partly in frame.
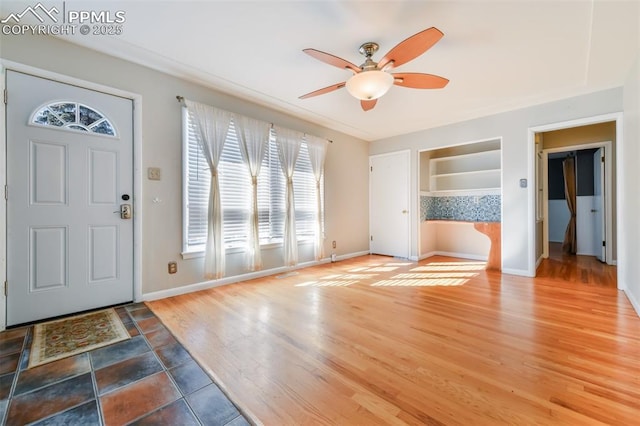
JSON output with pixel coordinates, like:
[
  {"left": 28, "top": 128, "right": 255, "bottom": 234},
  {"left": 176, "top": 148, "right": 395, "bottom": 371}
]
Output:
[
  {"left": 370, "top": 151, "right": 410, "bottom": 258},
  {"left": 6, "top": 70, "right": 134, "bottom": 325},
  {"left": 593, "top": 148, "right": 605, "bottom": 262}
]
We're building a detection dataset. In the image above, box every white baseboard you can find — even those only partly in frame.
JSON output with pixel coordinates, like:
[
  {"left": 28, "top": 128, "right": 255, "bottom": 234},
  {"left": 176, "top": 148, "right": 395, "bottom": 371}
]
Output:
[
  {"left": 418, "top": 251, "right": 487, "bottom": 262},
  {"left": 623, "top": 289, "right": 640, "bottom": 318},
  {"left": 502, "top": 268, "right": 534, "bottom": 277},
  {"left": 432, "top": 251, "right": 488, "bottom": 262},
  {"left": 419, "top": 252, "right": 437, "bottom": 260},
  {"left": 335, "top": 250, "right": 370, "bottom": 262},
  {"left": 142, "top": 251, "right": 368, "bottom": 302}
]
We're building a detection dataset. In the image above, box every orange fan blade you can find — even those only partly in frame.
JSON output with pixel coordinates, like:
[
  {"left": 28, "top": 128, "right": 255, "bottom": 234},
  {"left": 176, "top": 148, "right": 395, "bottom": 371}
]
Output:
[
  {"left": 378, "top": 27, "right": 444, "bottom": 70},
  {"left": 361, "top": 99, "right": 377, "bottom": 111},
  {"left": 303, "top": 48, "right": 361, "bottom": 73},
  {"left": 392, "top": 73, "right": 449, "bottom": 89},
  {"left": 299, "top": 82, "right": 346, "bottom": 99}
]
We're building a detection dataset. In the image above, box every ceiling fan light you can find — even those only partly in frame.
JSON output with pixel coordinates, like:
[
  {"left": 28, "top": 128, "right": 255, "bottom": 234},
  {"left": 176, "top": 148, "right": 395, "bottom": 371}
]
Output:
[{"left": 345, "top": 70, "right": 394, "bottom": 100}]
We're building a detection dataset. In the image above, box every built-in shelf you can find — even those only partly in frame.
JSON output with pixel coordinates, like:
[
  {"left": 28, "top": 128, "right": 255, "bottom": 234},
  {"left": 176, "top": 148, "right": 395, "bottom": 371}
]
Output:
[
  {"left": 429, "top": 148, "right": 501, "bottom": 193},
  {"left": 422, "top": 188, "right": 501, "bottom": 197}
]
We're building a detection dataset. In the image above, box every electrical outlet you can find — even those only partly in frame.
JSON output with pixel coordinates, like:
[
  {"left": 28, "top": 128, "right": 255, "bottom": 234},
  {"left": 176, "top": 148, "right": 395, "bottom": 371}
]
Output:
[
  {"left": 168, "top": 261, "right": 177, "bottom": 274},
  {"left": 332, "top": 240, "right": 337, "bottom": 249},
  {"left": 148, "top": 167, "right": 161, "bottom": 181}
]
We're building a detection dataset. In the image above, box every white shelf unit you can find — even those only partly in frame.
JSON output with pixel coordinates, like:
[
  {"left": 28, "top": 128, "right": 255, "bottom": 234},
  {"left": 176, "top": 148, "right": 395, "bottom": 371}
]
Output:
[{"left": 429, "top": 149, "right": 501, "bottom": 194}]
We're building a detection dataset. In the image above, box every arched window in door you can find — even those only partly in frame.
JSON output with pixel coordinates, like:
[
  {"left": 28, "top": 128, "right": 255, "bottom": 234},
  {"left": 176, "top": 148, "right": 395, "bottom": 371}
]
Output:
[{"left": 31, "top": 101, "right": 117, "bottom": 136}]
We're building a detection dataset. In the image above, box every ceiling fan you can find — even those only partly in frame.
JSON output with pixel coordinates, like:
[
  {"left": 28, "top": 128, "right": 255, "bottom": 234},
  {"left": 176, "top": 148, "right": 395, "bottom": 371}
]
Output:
[{"left": 299, "top": 27, "right": 449, "bottom": 112}]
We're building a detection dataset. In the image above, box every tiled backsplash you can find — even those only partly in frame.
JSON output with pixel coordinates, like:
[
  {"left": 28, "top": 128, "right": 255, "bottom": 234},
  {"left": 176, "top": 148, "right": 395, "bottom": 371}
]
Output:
[{"left": 421, "top": 195, "right": 501, "bottom": 222}]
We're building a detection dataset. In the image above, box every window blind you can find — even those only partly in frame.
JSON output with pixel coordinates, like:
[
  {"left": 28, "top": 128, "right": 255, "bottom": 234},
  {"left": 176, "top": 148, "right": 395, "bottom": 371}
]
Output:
[{"left": 184, "top": 110, "right": 323, "bottom": 252}]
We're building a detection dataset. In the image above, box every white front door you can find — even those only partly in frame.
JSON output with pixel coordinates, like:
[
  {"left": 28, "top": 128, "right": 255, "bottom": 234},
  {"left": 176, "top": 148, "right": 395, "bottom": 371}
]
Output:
[
  {"left": 370, "top": 151, "right": 410, "bottom": 258},
  {"left": 593, "top": 148, "right": 606, "bottom": 262},
  {"left": 6, "top": 70, "right": 134, "bottom": 326}
]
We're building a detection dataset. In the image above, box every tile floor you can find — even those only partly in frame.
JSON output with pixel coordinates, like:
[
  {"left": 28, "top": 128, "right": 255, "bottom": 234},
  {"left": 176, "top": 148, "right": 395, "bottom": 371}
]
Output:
[{"left": 0, "top": 303, "right": 251, "bottom": 425}]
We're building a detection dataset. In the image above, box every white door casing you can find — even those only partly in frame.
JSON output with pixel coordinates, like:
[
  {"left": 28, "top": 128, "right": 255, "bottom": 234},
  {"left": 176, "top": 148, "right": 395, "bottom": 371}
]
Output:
[
  {"left": 370, "top": 150, "right": 410, "bottom": 258},
  {"left": 6, "top": 70, "right": 134, "bottom": 325}
]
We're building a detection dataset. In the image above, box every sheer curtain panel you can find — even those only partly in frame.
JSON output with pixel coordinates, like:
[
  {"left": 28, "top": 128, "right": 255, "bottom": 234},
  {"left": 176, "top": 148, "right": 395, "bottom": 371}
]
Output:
[
  {"left": 185, "top": 100, "right": 232, "bottom": 279},
  {"left": 562, "top": 156, "right": 577, "bottom": 254},
  {"left": 306, "top": 135, "right": 329, "bottom": 261},
  {"left": 234, "top": 115, "right": 270, "bottom": 271},
  {"left": 275, "top": 126, "right": 302, "bottom": 267}
]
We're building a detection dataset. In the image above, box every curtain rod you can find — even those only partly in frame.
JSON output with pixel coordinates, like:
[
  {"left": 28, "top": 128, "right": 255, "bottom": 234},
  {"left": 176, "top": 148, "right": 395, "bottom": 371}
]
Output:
[{"left": 176, "top": 95, "right": 332, "bottom": 143}]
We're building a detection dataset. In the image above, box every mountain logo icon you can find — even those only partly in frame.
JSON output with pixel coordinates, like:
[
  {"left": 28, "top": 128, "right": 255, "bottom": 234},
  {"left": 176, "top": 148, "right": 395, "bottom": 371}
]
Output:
[{"left": 1, "top": 2, "right": 59, "bottom": 24}]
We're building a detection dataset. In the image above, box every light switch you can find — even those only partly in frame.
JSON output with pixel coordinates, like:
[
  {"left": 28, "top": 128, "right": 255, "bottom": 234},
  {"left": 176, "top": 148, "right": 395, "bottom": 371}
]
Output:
[
  {"left": 519, "top": 178, "right": 527, "bottom": 188},
  {"left": 148, "top": 167, "right": 161, "bottom": 180}
]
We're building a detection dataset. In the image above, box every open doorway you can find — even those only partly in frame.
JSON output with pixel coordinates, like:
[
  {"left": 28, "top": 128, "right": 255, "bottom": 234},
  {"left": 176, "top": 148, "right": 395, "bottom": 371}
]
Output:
[
  {"left": 544, "top": 146, "right": 609, "bottom": 262},
  {"left": 533, "top": 120, "right": 617, "bottom": 274}
]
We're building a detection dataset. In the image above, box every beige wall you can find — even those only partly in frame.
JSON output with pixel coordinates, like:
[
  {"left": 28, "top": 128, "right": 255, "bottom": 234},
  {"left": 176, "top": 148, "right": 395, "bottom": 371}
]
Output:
[
  {"left": 0, "top": 34, "right": 370, "bottom": 296},
  {"left": 420, "top": 221, "right": 490, "bottom": 260},
  {"left": 542, "top": 122, "right": 616, "bottom": 148},
  {"left": 541, "top": 122, "right": 617, "bottom": 260},
  {"left": 419, "top": 151, "right": 431, "bottom": 192}
]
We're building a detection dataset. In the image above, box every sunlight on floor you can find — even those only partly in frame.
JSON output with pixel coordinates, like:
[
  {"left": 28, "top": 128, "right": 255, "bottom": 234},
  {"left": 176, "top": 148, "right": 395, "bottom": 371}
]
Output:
[
  {"left": 411, "top": 261, "right": 486, "bottom": 272},
  {"left": 294, "top": 261, "right": 485, "bottom": 288},
  {"left": 295, "top": 280, "right": 359, "bottom": 287},
  {"left": 360, "top": 266, "right": 400, "bottom": 272},
  {"left": 369, "top": 261, "right": 484, "bottom": 287},
  {"left": 321, "top": 274, "right": 379, "bottom": 280},
  {"left": 371, "top": 278, "right": 469, "bottom": 287},
  {"left": 392, "top": 272, "right": 479, "bottom": 279}
]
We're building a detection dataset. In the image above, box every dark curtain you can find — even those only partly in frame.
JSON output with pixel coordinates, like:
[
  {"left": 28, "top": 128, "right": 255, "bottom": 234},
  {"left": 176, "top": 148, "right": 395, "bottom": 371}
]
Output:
[{"left": 562, "top": 156, "right": 577, "bottom": 254}]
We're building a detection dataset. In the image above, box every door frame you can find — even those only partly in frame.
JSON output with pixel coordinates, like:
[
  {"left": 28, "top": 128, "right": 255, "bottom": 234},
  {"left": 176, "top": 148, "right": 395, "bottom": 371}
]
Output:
[
  {"left": 0, "top": 60, "right": 143, "bottom": 331},
  {"left": 527, "top": 112, "right": 623, "bottom": 284},
  {"left": 541, "top": 141, "right": 613, "bottom": 262},
  {"left": 369, "top": 150, "right": 411, "bottom": 259}
]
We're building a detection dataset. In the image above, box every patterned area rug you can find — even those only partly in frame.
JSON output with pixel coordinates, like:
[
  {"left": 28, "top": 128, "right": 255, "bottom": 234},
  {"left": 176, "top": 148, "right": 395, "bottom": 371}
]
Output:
[{"left": 28, "top": 308, "right": 130, "bottom": 369}]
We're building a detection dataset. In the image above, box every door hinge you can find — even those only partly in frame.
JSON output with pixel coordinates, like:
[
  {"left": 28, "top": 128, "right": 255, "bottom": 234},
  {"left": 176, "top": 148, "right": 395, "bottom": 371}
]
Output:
[
  {"left": 4, "top": 185, "right": 7, "bottom": 201},
  {"left": 370, "top": 235, "right": 373, "bottom": 241},
  {"left": 602, "top": 241, "right": 606, "bottom": 247},
  {"left": 601, "top": 156, "right": 605, "bottom": 163},
  {"left": 3, "top": 281, "right": 6, "bottom": 297},
  {"left": 370, "top": 166, "right": 373, "bottom": 172},
  {"left": 3, "top": 89, "right": 6, "bottom": 105}
]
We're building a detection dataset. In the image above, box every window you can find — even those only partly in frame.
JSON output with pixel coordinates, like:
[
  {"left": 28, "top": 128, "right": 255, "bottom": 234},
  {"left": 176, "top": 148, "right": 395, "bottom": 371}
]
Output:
[
  {"left": 31, "top": 102, "right": 116, "bottom": 136},
  {"left": 183, "top": 108, "right": 323, "bottom": 254}
]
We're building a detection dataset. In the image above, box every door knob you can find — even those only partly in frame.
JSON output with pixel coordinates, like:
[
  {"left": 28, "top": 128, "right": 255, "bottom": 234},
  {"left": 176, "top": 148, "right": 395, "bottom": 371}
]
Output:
[{"left": 114, "top": 204, "right": 132, "bottom": 219}]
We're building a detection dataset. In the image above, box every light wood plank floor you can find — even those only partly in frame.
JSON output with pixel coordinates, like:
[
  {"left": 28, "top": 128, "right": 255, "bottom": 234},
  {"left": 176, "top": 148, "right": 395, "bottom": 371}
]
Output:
[
  {"left": 147, "top": 255, "right": 639, "bottom": 425},
  {"left": 536, "top": 242, "right": 617, "bottom": 286}
]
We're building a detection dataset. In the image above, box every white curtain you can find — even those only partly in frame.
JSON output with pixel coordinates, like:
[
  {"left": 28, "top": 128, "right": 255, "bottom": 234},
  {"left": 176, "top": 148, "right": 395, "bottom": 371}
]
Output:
[
  {"left": 275, "top": 126, "right": 302, "bottom": 267},
  {"left": 185, "top": 100, "right": 232, "bottom": 279},
  {"left": 234, "top": 115, "right": 270, "bottom": 271},
  {"left": 306, "top": 135, "right": 329, "bottom": 261}
]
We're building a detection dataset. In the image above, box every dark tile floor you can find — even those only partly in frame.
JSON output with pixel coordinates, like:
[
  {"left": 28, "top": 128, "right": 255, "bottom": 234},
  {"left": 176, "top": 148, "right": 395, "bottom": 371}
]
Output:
[{"left": 0, "top": 304, "right": 251, "bottom": 425}]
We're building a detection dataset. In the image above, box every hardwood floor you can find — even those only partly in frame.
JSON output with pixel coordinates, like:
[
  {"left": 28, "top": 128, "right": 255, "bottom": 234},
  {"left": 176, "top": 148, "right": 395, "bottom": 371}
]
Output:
[
  {"left": 537, "top": 242, "right": 617, "bottom": 286},
  {"left": 147, "top": 255, "right": 639, "bottom": 425}
]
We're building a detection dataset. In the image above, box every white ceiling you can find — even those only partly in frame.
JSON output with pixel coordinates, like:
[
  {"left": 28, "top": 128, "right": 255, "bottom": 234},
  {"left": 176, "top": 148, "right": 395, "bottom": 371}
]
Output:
[{"left": 5, "top": 1, "right": 638, "bottom": 141}]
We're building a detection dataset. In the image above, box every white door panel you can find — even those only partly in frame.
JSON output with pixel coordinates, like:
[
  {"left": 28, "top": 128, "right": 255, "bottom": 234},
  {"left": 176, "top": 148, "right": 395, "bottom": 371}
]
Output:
[
  {"left": 593, "top": 148, "right": 605, "bottom": 262},
  {"left": 30, "top": 226, "right": 67, "bottom": 291},
  {"left": 370, "top": 151, "right": 410, "bottom": 258},
  {"left": 6, "top": 70, "right": 134, "bottom": 325}
]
